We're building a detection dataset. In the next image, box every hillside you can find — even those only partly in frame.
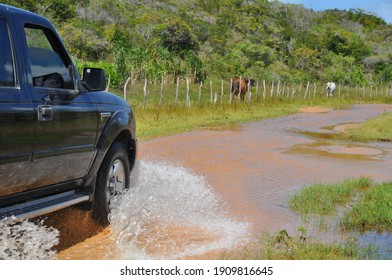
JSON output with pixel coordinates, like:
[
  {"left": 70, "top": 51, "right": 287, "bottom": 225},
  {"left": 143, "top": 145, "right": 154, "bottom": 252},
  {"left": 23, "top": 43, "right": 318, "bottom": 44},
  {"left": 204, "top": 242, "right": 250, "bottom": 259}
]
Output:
[{"left": 4, "top": 0, "right": 392, "bottom": 88}]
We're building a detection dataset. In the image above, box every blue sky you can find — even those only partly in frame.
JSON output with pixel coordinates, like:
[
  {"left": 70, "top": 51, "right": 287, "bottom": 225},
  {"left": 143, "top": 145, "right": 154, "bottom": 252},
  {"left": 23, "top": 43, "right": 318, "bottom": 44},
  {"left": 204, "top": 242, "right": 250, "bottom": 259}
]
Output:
[{"left": 278, "top": 0, "right": 392, "bottom": 23}]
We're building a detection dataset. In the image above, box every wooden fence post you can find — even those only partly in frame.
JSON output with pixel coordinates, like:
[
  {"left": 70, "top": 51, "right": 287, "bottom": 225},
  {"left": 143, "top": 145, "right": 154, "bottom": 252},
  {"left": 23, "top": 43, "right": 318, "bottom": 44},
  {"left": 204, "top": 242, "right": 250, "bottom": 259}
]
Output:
[
  {"left": 123, "top": 77, "right": 131, "bottom": 100},
  {"left": 175, "top": 76, "right": 179, "bottom": 105},
  {"left": 159, "top": 75, "right": 164, "bottom": 106},
  {"left": 229, "top": 78, "right": 233, "bottom": 104},
  {"left": 106, "top": 74, "right": 111, "bottom": 91},
  {"left": 247, "top": 79, "right": 252, "bottom": 103},
  {"left": 263, "top": 79, "right": 266, "bottom": 101},
  {"left": 304, "top": 81, "right": 310, "bottom": 99},
  {"left": 186, "top": 77, "right": 190, "bottom": 108},
  {"left": 143, "top": 78, "right": 147, "bottom": 109},
  {"left": 210, "top": 80, "right": 213, "bottom": 104},
  {"left": 220, "top": 80, "right": 224, "bottom": 103},
  {"left": 199, "top": 81, "right": 203, "bottom": 104}
]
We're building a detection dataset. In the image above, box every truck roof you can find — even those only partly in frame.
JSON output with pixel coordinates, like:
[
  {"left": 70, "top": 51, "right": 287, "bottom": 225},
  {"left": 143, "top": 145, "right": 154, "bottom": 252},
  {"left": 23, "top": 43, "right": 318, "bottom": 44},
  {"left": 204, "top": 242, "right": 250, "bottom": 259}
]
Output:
[{"left": 0, "top": 4, "right": 53, "bottom": 27}]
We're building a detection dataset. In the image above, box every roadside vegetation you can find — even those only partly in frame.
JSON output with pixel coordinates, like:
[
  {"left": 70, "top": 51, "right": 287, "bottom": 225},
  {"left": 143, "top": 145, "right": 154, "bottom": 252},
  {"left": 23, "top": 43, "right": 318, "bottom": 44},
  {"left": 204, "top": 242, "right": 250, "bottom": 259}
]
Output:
[
  {"left": 343, "top": 112, "right": 392, "bottom": 142},
  {"left": 127, "top": 80, "right": 392, "bottom": 139},
  {"left": 4, "top": 0, "right": 392, "bottom": 89},
  {"left": 222, "top": 177, "right": 391, "bottom": 260}
]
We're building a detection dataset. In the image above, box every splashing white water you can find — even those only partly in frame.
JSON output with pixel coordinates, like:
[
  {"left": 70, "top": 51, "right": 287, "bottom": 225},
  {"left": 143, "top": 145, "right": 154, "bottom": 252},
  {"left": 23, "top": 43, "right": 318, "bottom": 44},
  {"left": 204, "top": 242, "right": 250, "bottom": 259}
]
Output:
[
  {"left": 109, "top": 160, "right": 249, "bottom": 259},
  {"left": 0, "top": 218, "right": 59, "bottom": 260},
  {"left": 0, "top": 160, "right": 249, "bottom": 259}
]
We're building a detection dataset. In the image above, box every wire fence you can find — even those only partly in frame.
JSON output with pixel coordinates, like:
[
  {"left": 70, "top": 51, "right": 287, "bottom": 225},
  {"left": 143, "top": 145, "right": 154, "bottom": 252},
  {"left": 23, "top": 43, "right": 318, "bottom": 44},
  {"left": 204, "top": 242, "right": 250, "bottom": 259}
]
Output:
[{"left": 114, "top": 76, "right": 392, "bottom": 109}]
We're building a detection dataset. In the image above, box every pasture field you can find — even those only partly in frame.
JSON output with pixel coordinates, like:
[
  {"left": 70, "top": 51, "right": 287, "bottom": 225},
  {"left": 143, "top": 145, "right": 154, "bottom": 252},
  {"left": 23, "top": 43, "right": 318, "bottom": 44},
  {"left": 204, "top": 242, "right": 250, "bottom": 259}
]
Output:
[{"left": 119, "top": 79, "right": 392, "bottom": 140}]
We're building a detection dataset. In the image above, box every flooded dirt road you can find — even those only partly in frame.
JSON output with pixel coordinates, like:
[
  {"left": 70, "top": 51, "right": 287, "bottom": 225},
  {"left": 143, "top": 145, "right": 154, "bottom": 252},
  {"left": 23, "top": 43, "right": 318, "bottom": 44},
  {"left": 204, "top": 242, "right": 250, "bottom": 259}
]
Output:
[
  {"left": 2, "top": 104, "right": 392, "bottom": 259},
  {"left": 138, "top": 104, "right": 392, "bottom": 234}
]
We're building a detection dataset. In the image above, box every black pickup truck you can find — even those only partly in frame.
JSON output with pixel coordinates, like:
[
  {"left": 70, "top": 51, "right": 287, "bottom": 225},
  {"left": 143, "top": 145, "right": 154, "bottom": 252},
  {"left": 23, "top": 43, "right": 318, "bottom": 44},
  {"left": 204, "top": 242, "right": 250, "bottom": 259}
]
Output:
[{"left": 0, "top": 4, "right": 137, "bottom": 225}]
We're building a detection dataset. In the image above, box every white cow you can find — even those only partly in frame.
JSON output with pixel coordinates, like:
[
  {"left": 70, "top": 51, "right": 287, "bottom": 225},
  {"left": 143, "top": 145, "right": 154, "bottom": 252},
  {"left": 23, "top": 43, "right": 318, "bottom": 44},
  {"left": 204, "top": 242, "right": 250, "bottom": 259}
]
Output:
[{"left": 326, "top": 82, "right": 336, "bottom": 97}]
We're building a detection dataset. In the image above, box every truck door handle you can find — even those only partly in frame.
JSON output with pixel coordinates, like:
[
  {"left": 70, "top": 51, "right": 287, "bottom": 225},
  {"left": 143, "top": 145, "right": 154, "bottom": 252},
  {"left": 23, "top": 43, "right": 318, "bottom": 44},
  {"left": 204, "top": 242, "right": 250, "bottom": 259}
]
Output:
[
  {"left": 38, "top": 105, "right": 53, "bottom": 121},
  {"left": 100, "top": 112, "right": 112, "bottom": 122}
]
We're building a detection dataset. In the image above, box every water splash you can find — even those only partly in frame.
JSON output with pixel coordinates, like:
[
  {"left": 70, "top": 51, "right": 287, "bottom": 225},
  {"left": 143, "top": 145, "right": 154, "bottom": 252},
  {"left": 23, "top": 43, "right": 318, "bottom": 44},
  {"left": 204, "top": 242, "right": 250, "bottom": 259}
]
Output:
[
  {"left": 0, "top": 160, "right": 249, "bottom": 259},
  {"left": 0, "top": 217, "right": 59, "bottom": 260},
  {"left": 108, "top": 160, "right": 249, "bottom": 259}
]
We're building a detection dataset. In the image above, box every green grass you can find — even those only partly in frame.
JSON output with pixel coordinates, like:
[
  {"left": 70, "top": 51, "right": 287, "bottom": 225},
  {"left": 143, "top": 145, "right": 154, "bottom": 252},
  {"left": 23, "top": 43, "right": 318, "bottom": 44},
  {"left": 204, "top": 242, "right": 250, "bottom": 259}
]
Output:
[
  {"left": 289, "top": 177, "right": 372, "bottom": 215},
  {"left": 221, "top": 230, "right": 372, "bottom": 260},
  {"left": 289, "top": 177, "right": 392, "bottom": 233},
  {"left": 342, "top": 182, "right": 392, "bottom": 232},
  {"left": 343, "top": 112, "right": 392, "bottom": 142},
  {"left": 222, "top": 177, "right": 390, "bottom": 260}
]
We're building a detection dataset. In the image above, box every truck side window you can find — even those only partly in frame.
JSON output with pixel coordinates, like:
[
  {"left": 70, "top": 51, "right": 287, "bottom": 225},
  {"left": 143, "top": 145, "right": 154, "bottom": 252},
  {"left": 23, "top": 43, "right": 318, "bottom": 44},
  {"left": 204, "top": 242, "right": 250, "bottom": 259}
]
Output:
[
  {"left": 24, "top": 26, "right": 73, "bottom": 89},
  {"left": 0, "top": 17, "right": 15, "bottom": 87}
]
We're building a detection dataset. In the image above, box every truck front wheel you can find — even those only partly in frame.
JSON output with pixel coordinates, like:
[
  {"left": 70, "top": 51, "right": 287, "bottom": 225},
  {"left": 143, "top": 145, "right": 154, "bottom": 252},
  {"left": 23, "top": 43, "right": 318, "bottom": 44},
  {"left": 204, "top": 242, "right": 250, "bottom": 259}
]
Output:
[{"left": 93, "top": 142, "right": 130, "bottom": 225}]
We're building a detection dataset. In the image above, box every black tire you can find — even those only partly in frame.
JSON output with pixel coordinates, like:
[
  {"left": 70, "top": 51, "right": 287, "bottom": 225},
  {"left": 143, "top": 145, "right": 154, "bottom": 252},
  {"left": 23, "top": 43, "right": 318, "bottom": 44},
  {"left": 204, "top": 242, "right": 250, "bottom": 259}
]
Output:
[{"left": 92, "top": 142, "right": 130, "bottom": 225}]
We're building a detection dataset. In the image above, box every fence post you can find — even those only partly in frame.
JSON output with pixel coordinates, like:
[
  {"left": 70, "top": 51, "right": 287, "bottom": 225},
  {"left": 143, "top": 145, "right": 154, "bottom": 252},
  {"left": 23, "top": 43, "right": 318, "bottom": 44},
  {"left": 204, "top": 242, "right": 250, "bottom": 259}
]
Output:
[
  {"left": 313, "top": 82, "right": 316, "bottom": 98},
  {"left": 255, "top": 80, "right": 259, "bottom": 101},
  {"left": 247, "top": 79, "right": 252, "bottom": 104},
  {"left": 304, "top": 81, "right": 310, "bottom": 99},
  {"left": 271, "top": 81, "right": 274, "bottom": 98},
  {"left": 210, "top": 80, "right": 213, "bottom": 104},
  {"left": 123, "top": 77, "right": 131, "bottom": 100},
  {"left": 186, "top": 77, "right": 190, "bottom": 108},
  {"left": 175, "top": 76, "right": 179, "bottom": 105},
  {"left": 159, "top": 75, "right": 164, "bottom": 106},
  {"left": 143, "top": 78, "right": 147, "bottom": 109},
  {"left": 263, "top": 79, "right": 266, "bottom": 101},
  {"left": 106, "top": 74, "right": 111, "bottom": 91},
  {"left": 298, "top": 81, "right": 302, "bottom": 97},
  {"left": 221, "top": 80, "right": 224, "bottom": 104},
  {"left": 230, "top": 78, "right": 233, "bottom": 104},
  {"left": 199, "top": 81, "right": 203, "bottom": 104}
]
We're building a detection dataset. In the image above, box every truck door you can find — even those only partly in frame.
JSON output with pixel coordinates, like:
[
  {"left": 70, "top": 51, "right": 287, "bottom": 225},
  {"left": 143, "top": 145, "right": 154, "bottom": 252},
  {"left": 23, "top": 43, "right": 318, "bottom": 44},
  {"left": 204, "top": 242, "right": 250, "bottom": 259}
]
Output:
[
  {"left": 0, "top": 17, "right": 35, "bottom": 197},
  {"left": 23, "top": 24, "right": 99, "bottom": 189}
]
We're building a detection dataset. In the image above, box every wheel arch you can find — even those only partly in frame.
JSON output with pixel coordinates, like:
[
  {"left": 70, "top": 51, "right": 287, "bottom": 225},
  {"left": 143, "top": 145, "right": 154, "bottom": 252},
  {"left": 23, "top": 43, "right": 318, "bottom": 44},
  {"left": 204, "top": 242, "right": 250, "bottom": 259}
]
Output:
[{"left": 82, "top": 109, "right": 137, "bottom": 196}]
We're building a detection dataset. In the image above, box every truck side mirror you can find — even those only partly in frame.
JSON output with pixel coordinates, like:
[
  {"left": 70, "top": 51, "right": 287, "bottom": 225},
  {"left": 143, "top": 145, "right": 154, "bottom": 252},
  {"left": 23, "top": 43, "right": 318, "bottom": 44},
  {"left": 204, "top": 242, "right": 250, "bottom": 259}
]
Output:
[{"left": 83, "top": 68, "right": 106, "bottom": 91}]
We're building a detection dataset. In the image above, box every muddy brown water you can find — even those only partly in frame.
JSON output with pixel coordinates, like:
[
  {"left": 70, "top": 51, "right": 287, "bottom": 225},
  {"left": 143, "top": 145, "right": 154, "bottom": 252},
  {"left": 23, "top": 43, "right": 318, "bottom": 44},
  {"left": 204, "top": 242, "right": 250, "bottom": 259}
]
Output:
[
  {"left": 28, "top": 104, "right": 392, "bottom": 259},
  {"left": 138, "top": 104, "right": 392, "bottom": 231}
]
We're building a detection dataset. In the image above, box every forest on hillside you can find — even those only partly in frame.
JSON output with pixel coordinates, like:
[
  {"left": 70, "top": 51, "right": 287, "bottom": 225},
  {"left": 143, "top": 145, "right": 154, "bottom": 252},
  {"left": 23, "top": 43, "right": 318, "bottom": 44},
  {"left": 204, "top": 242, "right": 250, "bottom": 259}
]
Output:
[{"left": 4, "top": 0, "right": 392, "bottom": 88}]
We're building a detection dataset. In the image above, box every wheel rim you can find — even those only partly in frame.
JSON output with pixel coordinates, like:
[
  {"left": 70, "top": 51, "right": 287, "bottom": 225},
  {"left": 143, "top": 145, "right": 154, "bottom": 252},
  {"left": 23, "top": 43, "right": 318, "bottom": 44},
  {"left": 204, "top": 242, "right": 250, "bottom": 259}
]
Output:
[{"left": 106, "top": 158, "right": 126, "bottom": 203}]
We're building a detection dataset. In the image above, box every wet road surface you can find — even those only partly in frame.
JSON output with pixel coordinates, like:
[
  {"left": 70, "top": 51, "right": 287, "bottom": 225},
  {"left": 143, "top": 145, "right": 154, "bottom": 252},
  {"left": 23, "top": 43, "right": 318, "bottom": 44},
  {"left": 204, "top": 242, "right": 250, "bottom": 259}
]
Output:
[
  {"left": 139, "top": 104, "right": 392, "bottom": 234},
  {"left": 4, "top": 104, "right": 391, "bottom": 259}
]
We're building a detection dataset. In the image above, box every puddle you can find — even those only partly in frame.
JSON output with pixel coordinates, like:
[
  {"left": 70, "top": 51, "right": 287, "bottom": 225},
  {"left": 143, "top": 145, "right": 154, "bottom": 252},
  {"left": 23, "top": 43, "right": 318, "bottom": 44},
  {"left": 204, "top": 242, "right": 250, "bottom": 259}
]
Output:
[
  {"left": 287, "top": 142, "right": 384, "bottom": 160},
  {"left": 358, "top": 231, "right": 392, "bottom": 259},
  {"left": 287, "top": 122, "right": 385, "bottom": 160}
]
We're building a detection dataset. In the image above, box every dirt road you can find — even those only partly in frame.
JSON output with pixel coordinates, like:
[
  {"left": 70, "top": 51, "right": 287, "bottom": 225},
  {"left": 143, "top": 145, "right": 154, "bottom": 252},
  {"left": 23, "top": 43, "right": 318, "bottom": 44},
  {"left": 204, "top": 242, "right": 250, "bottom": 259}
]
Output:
[{"left": 55, "top": 104, "right": 392, "bottom": 259}]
